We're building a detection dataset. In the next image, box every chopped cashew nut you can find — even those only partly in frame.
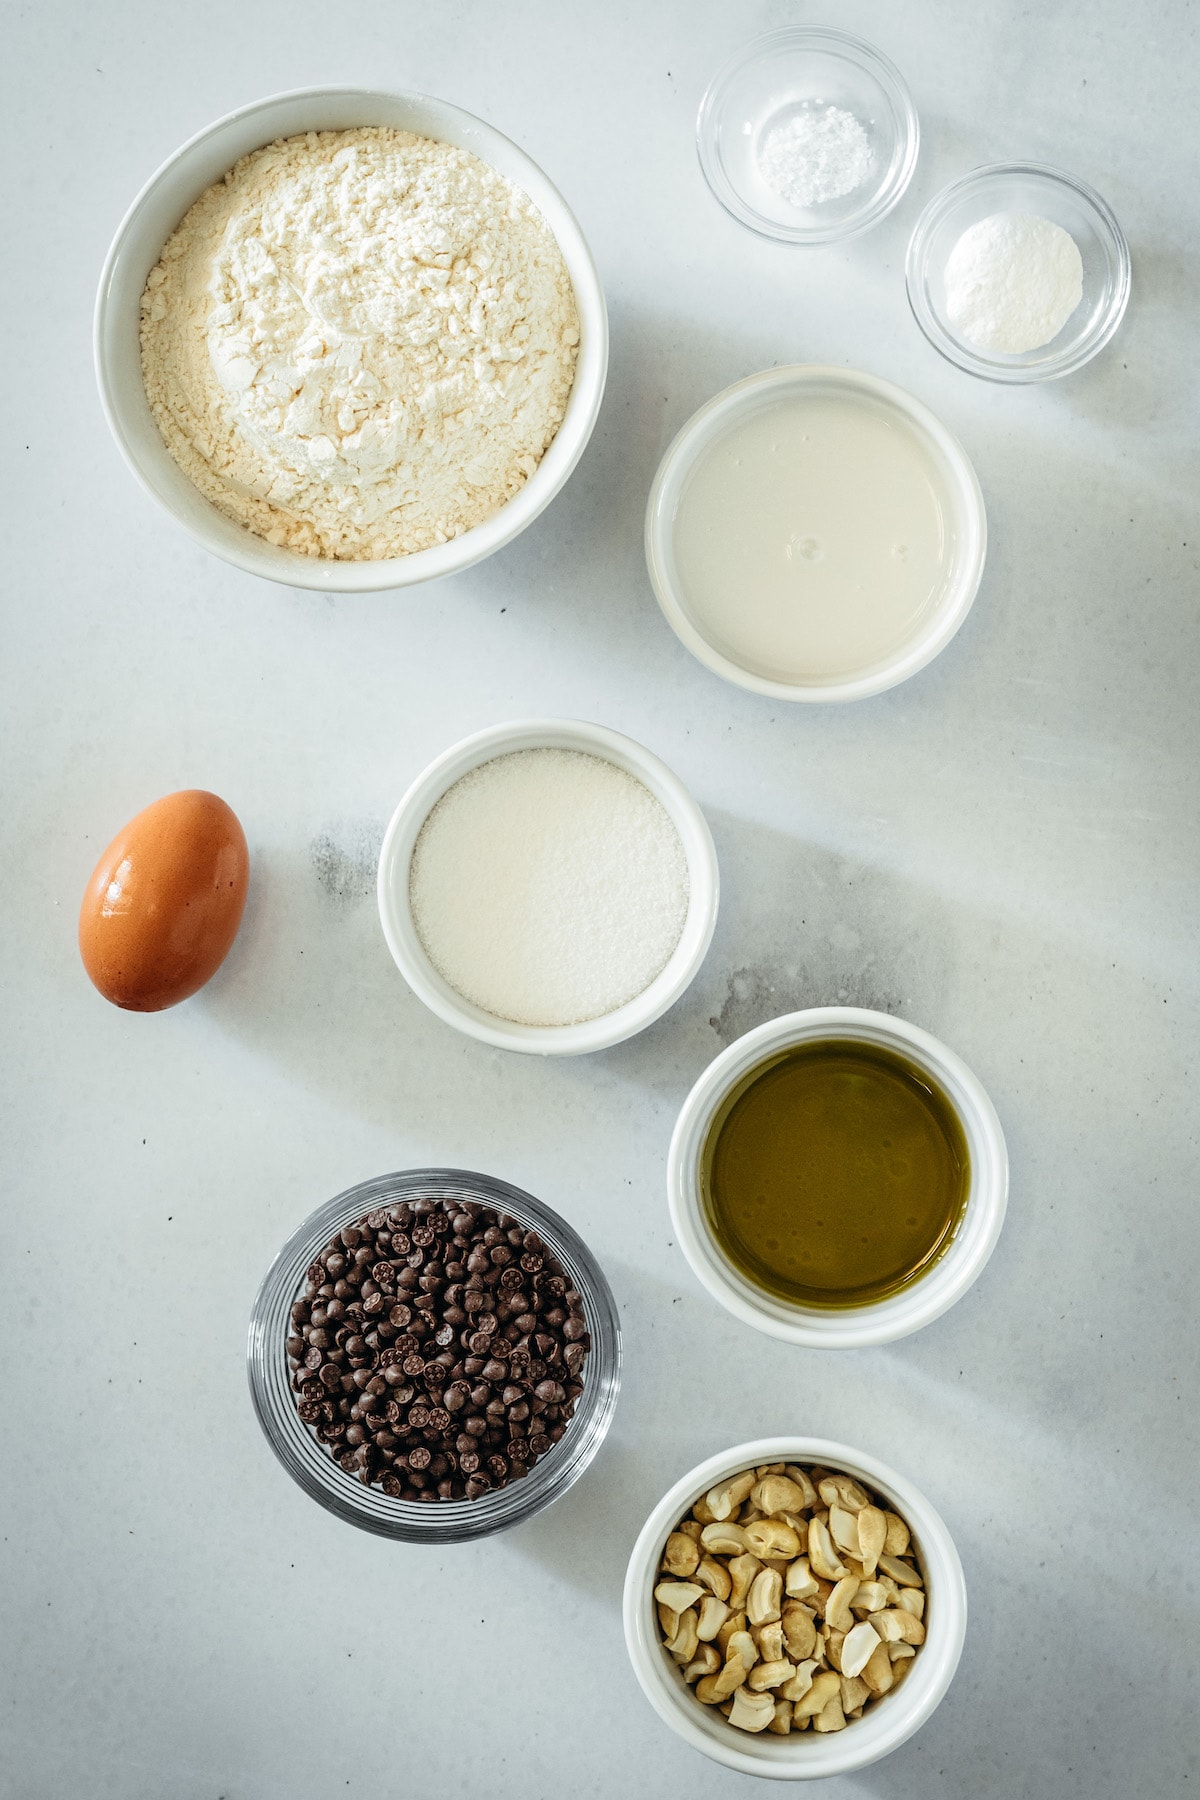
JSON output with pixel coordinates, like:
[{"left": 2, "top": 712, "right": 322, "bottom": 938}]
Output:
[
  {"left": 818, "top": 1475, "right": 870, "bottom": 1512},
  {"left": 700, "top": 1522, "right": 750, "bottom": 1557},
  {"left": 839, "top": 1621, "right": 881, "bottom": 1680},
  {"left": 706, "top": 1471, "right": 756, "bottom": 1520},
  {"left": 753, "top": 1620, "right": 785, "bottom": 1663},
  {"left": 857, "top": 1506, "right": 887, "bottom": 1576},
  {"left": 682, "top": 1644, "right": 721, "bottom": 1683},
  {"left": 781, "top": 1601, "right": 817, "bottom": 1663},
  {"left": 840, "top": 1675, "right": 870, "bottom": 1713},
  {"left": 696, "top": 1595, "right": 730, "bottom": 1641},
  {"left": 663, "top": 1532, "right": 701, "bottom": 1578},
  {"left": 808, "top": 1517, "right": 849, "bottom": 1581},
  {"left": 654, "top": 1581, "right": 704, "bottom": 1614},
  {"left": 813, "top": 1697, "right": 847, "bottom": 1733},
  {"left": 779, "top": 1660, "right": 818, "bottom": 1702},
  {"left": 829, "top": 1506, "right": 862, "bottom": 1559},
  {"left": 792, "top": 1670, "right": 842, "bottom": 1719},
  {"left": 785, "top": 1557, "right": 819, "bottom": 1599},
  {"left": 861, "top": 1641, "right": 894, "bottom": 1695},
  {"left": 746, "top": 1568, "right": 783, "bottom": 1626},
  {"left": 747, "top": 1659, "right": 796, "bottom": 1692},
  {"left": 696, "top": 1556, "right": 732, "bottom": 1602},
  {"left": 667, "top": 1608, "right": 700, "bottom": 1663},
  {"left": 743, "top": 1518, "right": 802, "bottom": 1561},
  {"left": 728, "top": 1688, "right": 776, "bottom": 1732},
  {"left": 878, "top": 1554, "right": 923, "bottom": 1588},
  {"left": 726, "top": 1630, "right": 758, "bottom": 1675},
  {"left": 783, "top": 1466, "right": 819, "bottom": 1508},
  {"left": 825, "top": 1576, "right": 859, "bottom": 1635},
  {"left": 882, "top": 1512, "right": 910, "bottom": 1557}
]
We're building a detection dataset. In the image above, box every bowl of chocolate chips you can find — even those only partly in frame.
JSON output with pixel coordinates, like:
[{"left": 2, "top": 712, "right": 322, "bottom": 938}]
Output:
[{"left": 248, "top": 1169, "right": 621, "bottom": 1540}]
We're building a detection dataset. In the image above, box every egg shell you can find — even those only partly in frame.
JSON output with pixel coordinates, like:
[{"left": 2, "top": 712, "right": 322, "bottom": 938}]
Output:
[{"left": 78, "top": 790, "right": 249, "bottom": 1012}]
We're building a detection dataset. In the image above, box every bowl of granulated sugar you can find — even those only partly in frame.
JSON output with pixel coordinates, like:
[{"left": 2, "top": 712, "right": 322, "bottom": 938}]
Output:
[{"left": 377, "top": 720, "right": 719, "bottom": 1054}]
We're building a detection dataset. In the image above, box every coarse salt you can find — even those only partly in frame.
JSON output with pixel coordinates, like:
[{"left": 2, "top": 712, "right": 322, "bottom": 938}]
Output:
[
  {"left": 409, "top": 749, "right": 690, "bottom": 1028},
  {"left": 757, "top": 104, "right": 873, "bottom": 210}
]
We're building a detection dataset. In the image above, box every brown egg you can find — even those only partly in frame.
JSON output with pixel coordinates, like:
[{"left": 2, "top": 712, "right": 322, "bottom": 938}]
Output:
[{"left": 79, "top": 790, "right": 249, "bottom": 1011}]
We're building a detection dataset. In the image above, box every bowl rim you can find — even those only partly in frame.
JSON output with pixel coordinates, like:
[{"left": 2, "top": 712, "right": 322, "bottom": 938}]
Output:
[
  {"left": 645, "top": 364, "right": 987, "bottom": 703},
  {"left": 622, "top": 1434, "right": 967, "bottom": 1779},
  {"left": 667, "top": 1007, "right": 1008, "bottom": 1346},
  {"left": 696, "top": 25, "right": 920, "bottom": 245},
  {"left": 905, "top": 160, "right": 1132, "bottom": 384},
  {"left": 246, "top": 1166, "right": 622, "bottom": 1542},
  {"left": 376, "top": 717, "right": 720, "bottom": 1055},
  {"left": 94, "top": 84, "right": 608, "bottom": 591}
]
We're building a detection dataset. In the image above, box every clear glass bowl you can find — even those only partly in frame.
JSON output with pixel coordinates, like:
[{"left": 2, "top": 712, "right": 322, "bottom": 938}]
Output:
[
  {"left": 247, "top": 1168, "right": 621, "bottom": 1542},
  {"left": 696, "top": 27, "right": 919, "bottom": 245},
  {"left": 906, "top": 163, "right": 1131, "bottom": 382}
]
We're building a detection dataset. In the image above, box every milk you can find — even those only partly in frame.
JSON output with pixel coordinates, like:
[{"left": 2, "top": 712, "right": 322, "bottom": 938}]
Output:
[{"left": 671, "top": 389, "right": 952, "bottom": 683}]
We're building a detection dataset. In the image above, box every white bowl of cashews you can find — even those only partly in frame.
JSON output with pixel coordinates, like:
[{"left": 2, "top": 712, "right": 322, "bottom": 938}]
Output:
[{"left": 622, "top": 1437, "right": 966, "bottom": 1780}]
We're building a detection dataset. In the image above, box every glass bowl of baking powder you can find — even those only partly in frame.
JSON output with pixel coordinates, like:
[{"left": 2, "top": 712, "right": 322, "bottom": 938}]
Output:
[
  {"left": 95, "top": 87, "right": 608, "bottom": 591},
  {"left": 906, "top": 163, "right": 1131, "bottom": 382},
  {"left": 697, "top": 27, "right": 919, "bottom": 245}
]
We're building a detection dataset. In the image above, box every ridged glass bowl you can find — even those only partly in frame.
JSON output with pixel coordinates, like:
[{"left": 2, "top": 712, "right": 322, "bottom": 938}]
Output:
[{"left": 247, "top": 1169, "right": 621, "bottom": 1542}]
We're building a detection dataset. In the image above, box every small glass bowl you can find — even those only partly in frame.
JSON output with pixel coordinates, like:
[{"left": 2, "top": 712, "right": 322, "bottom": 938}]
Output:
[
  {"left": 247, "top": 1168, "right": 621, "bottom": 1542},
  {"left": 697, "top": 27, "right": 918, "bottom": 245},
  {"left": 906, "top": 163, "right": 1131, "bottom": 382}
]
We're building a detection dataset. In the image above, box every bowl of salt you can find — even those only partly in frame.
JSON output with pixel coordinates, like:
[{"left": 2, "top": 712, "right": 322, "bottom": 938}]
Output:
[
  {"left": 376, "top": 719, "right": 719, "bottom": 1055},
  {"left": 696, "top": 26, "right": 919, "bottom": 245}
]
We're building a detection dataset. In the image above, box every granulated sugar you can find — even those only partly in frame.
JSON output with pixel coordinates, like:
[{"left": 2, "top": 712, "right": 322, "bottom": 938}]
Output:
[{"left": 409, "top": 749, "right": 690, "bottom": 1027}]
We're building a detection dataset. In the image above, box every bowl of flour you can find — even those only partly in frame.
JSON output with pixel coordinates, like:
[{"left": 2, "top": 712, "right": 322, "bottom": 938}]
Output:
[
  {"left": 377, "top": 719, "right": 720, "bottom": 1055},
  {"left": 95, "top": 88, "right": 607, "bottom": 589},
  {"left": 906, "top": 163, "right": 1130, "bottom": 383}
]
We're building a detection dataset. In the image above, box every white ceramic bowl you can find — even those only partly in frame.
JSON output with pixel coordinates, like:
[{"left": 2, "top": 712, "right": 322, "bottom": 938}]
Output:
[
  {"left": 623, "top": 1436, "right": 967, "bottom": 1779},
  {"left": 668, "top": 1008, "right": 1007, "bottom": 1346},
  {"left": 645, "top": 366, "right": 987, "bottom": 702},
  {"left": 376, "top": 719, "right": 719, "bottom": 1055},
  {"left": 94, "top": 86, "right": 608, "bottom": 591}
]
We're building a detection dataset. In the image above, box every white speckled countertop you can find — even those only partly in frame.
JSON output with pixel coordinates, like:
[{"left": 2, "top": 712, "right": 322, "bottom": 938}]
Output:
[{"left": 3, "top": 2, "right": 1197, "bottom": 1795}]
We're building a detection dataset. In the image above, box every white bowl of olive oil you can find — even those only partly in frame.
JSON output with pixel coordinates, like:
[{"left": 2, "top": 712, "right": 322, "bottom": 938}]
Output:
[{"left": 668, "top": 1008, "right": 1008, "bottom": 1347}]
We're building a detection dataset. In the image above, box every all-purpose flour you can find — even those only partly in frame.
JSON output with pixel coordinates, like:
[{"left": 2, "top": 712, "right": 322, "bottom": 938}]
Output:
[{"left": 140, "top": 129, "right": 580, "bottom": 559}]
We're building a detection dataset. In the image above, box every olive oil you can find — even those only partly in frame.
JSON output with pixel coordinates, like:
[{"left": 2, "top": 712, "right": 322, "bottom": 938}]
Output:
[{"left": 702, "top": 1039, "right": 970, "bottom": 1307}]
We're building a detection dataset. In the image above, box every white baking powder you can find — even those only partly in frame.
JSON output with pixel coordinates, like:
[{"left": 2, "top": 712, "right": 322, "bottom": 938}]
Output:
[
  {"left": 758, "top": 105, "right": 873, "bottom": 210},
  {"left": 409, "top": 749, "right": 690, "bottom": 1028},
  {"left": 943, "top": 212, "right": 1083, "bottom": 354},
  {"left": 140, "top": 128, "right": 579, "bottom": 560}
]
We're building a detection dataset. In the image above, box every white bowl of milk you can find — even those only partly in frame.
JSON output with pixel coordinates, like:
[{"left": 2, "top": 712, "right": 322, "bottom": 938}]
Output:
[{"left": 645, "top": 365, "right": 986, "bottom": 702}]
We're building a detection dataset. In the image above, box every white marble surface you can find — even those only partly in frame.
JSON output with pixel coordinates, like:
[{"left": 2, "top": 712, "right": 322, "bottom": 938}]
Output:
[{"left": 3, "top": 2, "right": 1197, "bottom": 1795}]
